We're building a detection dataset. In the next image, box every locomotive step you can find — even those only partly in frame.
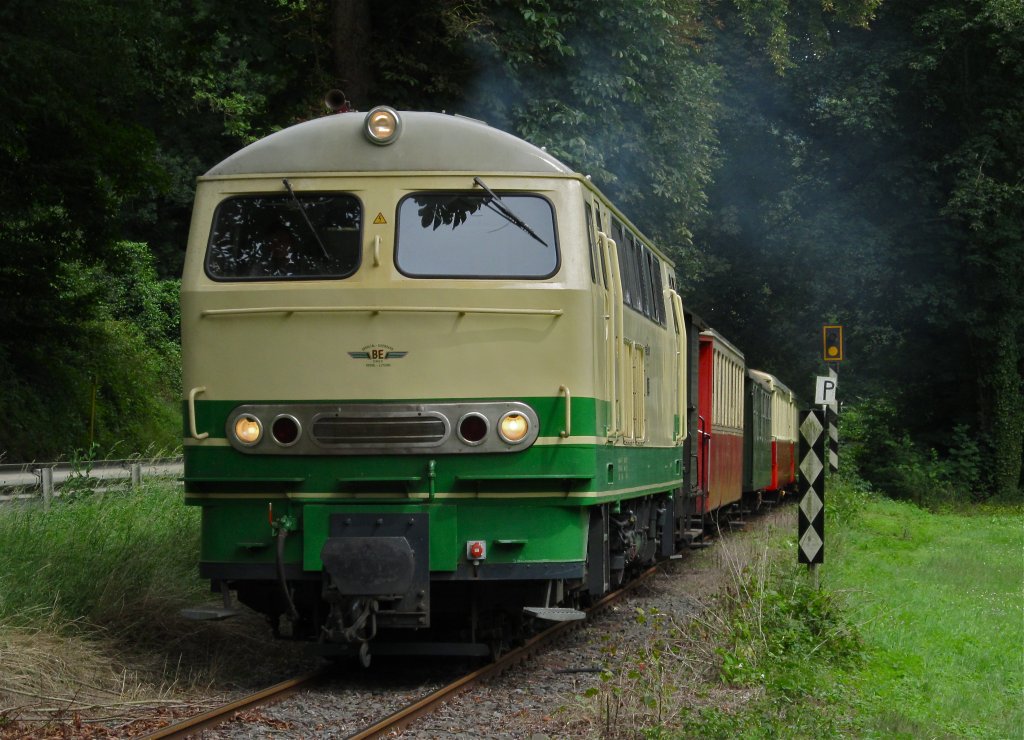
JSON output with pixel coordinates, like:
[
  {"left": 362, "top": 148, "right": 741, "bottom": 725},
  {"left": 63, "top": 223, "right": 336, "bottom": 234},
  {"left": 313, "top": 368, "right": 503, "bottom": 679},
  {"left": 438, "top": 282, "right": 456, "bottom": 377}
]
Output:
[
  {"left": 180, "top": 606, "right": 240, "bottom": 621},
  {"left": 685, "top": 527, "right": 713, "bottom": 549},
  {"left": 523, "top": 606, "right": 586, "bottom": 622}
]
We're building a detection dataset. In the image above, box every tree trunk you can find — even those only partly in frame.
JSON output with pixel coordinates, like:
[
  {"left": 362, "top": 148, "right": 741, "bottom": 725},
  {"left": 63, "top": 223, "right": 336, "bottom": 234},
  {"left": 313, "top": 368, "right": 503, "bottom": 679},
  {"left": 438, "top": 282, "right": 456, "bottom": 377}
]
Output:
[
  {"left": 332, "top": 0, "right": 373, "bottom": 110},
  {"left": 983, "top": 327, "right": 1024, "bottom": 499}
]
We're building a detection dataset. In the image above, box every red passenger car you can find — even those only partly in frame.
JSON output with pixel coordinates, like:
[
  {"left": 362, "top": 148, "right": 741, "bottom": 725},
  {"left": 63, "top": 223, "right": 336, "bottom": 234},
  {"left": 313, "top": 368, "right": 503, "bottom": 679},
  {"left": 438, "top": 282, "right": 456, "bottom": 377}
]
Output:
[{"left": 696, "top": 329, "right": 746, "bottom": 513}]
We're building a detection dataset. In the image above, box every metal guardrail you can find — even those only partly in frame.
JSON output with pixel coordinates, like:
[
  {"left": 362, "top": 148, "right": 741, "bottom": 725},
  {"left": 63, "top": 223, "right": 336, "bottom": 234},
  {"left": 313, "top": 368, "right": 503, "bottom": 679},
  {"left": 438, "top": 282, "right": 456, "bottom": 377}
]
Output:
[{"left": 0, "top": 457, "right": 184, "bottom": 505}]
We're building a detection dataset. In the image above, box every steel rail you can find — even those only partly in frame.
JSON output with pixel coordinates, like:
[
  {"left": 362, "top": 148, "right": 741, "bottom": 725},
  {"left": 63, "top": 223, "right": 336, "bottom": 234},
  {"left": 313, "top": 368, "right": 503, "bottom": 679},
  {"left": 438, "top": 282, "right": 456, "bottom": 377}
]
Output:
[
  {"left": 134, "top": 567, "right": 660, "bottom": 740},
  {"left": 348, "top": 565, "right": 661, "bottom": 740},
  {"left": 139, "top": 670, "right": 325, "bottom": 739}
]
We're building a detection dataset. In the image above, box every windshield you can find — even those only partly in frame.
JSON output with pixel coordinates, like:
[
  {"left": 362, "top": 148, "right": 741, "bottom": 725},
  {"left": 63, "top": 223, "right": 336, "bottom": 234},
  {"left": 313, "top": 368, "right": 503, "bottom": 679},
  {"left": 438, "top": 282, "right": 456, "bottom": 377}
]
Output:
[
  {"left": 206, "top": 194, "right": 361, "bottom": 280},
  {"left": 395, "top": 192, "right": 558, "bottom": 278}
]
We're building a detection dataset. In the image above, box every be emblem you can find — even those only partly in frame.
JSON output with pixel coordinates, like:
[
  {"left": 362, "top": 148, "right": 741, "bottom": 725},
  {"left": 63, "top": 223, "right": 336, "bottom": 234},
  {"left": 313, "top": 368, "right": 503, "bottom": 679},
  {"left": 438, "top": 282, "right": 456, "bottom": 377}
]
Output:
[{"left": 347, "top": 344, "right": 408, "bottom": 367}]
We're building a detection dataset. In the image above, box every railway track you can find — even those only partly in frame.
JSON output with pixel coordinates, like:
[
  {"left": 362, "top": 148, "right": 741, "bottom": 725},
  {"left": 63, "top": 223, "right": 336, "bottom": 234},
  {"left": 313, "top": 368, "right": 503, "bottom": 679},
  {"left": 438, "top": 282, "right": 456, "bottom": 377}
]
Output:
[{"left": 140, "top": 565, "right": 662, "bottom": 739}]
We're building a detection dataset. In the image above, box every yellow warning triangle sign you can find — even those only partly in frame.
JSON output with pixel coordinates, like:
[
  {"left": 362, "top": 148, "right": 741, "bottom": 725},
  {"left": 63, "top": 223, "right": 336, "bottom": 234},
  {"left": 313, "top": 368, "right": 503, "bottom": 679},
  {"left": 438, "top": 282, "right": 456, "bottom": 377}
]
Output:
[{"left": 373, "top": 212, "right": 387, "bottom": 225}]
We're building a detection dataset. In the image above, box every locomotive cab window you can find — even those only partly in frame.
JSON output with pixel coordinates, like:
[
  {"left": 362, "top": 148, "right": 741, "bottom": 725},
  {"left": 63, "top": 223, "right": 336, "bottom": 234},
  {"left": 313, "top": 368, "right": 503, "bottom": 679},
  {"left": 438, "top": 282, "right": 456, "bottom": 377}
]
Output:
[
  {"left": 206, "top": 194, "right": 362, "bottom": 280},
  {"left": 395, "top": 191, "right": 558, "bottom": 278}
]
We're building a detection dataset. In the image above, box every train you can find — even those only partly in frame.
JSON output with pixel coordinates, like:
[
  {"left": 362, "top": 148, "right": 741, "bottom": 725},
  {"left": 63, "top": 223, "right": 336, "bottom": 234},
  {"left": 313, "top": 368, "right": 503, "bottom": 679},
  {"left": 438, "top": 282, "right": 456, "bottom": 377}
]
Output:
[{"left": 180, "top": 106, "right": 800, "bottom": 661}]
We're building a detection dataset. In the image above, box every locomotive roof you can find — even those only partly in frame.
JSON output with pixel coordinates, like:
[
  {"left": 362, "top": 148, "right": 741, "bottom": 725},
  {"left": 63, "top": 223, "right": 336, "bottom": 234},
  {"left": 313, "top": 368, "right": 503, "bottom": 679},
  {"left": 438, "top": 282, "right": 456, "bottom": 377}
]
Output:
[
  {"left": 204, "top": 110, "right": 577, "bottom": 177},
  {"left": 748, "top": 368, "right": 795, "bottom": 399},
  {"left": 700, "top": 328, "right": 746, "bottom": 362}
]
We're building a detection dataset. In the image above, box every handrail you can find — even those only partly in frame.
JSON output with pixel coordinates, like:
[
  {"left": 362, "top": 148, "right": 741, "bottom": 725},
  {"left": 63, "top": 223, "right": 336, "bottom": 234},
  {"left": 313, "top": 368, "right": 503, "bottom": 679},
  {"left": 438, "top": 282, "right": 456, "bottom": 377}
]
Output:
[
  {"left": 599, "top": 232, "right": 625, "bottom": 440},
  {"left": 597, "top": 233, "right": 617, "bottom": 439},
  {"left": 201, "top": 306, "right": 563, "bottom": 318},
  {"left": 668, "top": 289, "right": 687, "bottom": 443},
  {"left": 188, "top": 386, "right": 209, "bottom": 440},
  {"left": 559, "top": 385, "right": 572, "bottom": 438}
]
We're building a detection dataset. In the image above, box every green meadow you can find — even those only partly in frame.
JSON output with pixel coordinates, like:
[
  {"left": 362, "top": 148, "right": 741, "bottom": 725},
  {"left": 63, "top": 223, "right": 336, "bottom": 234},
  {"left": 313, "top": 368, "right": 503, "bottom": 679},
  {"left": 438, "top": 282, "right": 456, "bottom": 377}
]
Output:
[
  {"left": 570, "top": 476, "right": 1023, "bottom": 738},
  {"left": 827, "top": 494, "right": 1023, "bottom": 738}
]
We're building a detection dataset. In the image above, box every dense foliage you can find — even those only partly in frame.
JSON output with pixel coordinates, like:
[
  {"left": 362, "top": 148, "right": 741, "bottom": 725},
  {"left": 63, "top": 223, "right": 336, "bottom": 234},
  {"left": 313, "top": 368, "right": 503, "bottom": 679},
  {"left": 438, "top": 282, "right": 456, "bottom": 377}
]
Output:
[
  {"left": 0, "top": 1, "right": 1018, "bottom": 497},
  {"left": 690, "top": 0, "right": 1023, "bottom": 499}
]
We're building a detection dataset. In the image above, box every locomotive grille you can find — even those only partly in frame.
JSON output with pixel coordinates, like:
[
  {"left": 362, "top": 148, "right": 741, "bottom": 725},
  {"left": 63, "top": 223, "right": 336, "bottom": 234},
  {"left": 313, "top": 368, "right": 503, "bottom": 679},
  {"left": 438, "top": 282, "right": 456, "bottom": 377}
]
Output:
[{"left": 312, "top": 415, "right": 447, "bottom": 446}]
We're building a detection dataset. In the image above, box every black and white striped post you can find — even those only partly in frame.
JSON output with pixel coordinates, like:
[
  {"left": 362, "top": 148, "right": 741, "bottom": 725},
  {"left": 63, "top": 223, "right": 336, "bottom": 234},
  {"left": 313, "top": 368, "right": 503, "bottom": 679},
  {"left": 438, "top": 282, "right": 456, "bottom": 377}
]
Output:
[
  {"left": 826, "top": 366, "right": 839, "bottom": 474},
  {"left": 821, "top": 325, "right": 843, "bottom": 476},
  {"left": 798, "top": 409, "right": 825, "bottom": 585}
]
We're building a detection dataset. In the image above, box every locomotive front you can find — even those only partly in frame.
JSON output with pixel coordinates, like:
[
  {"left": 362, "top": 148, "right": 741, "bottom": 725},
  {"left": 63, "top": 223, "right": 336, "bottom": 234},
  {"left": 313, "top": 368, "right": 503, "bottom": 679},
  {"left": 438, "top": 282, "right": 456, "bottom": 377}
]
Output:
[{"left": 181, "top": 108, "right": 619, "bottom": 655}]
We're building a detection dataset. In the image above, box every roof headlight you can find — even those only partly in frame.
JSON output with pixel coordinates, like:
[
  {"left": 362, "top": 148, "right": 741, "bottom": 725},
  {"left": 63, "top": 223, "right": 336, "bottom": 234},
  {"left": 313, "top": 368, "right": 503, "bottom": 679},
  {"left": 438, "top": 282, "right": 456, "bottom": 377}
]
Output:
[
  {"left": 233, "top": 414, "right": 263, "bottom": 446},
  {"left": 364, "top": 106, "right": 402, "bottom": 145},
  {"left": 498, "top": 412, "right": 530, "bottom": 444}
]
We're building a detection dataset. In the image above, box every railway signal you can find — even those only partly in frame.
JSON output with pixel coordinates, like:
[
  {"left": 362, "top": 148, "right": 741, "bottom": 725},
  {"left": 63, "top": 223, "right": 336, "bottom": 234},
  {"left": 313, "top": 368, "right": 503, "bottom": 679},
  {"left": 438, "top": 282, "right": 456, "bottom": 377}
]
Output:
[{"left": 822, "top": 325, "right": 844, "bottom": 362}]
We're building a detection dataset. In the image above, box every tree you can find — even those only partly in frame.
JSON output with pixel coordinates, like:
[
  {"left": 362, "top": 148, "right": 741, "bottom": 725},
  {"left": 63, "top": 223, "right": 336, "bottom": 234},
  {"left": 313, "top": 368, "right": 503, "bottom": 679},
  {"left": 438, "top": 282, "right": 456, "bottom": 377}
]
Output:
[{"left": 692, "top": 0, "right": 1023, "bottom": 498}]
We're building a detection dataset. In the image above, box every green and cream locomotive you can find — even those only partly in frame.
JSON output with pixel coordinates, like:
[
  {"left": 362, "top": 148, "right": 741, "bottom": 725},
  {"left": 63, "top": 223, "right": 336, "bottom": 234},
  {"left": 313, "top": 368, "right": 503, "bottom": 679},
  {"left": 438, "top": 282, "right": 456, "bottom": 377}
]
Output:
[{"left": 181, "top": 107, "right": 697, "bottom": 656}]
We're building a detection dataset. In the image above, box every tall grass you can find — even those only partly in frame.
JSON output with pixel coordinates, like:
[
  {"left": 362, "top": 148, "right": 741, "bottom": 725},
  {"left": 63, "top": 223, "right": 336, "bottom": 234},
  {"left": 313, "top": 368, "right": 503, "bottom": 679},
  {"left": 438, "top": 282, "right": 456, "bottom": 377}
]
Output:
[
  {"left": 0, "top": 481, "right": 204, "bottom": 626},
  {"left": 0, "top": 481, "right": 313, "bottom": 725}
]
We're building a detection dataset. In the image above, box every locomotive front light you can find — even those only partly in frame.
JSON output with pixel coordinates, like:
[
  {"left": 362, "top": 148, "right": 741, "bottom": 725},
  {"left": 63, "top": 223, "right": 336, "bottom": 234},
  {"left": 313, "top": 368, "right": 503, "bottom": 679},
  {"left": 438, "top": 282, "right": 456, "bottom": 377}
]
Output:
[
  {"left": 364, "top": 106, "right": 402, "bottom": 145},
  {"left": 498, "top": 412, "right": 530, "bottom": 444},
  {"left": 233, "top": 414, "right": 263, "bottom": 446}
]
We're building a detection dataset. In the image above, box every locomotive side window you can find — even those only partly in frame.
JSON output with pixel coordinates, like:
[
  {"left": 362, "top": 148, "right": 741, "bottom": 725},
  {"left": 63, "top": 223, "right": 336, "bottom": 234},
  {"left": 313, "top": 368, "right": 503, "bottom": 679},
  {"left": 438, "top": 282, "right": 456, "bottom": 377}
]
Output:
[
  {"left": 395, "top": 192, "right": 558, "bottom": 278},
  {"left": 649, "top": 250, "right": 665, "bottom": 325},
  {"left": 611, "top": 220, "right": 632, "bottom": 306},
  {"left": 608, "top": 216, "right": 667, "bottom": 326},
  {"left": 206, "top": 194, "right": 362, "bottom": 281},
  {"left": 585, "top": 202, "right": 597, "bottom": 284},
  {"left": 636, "top": 238, "right": 652, "bottom": 317}
]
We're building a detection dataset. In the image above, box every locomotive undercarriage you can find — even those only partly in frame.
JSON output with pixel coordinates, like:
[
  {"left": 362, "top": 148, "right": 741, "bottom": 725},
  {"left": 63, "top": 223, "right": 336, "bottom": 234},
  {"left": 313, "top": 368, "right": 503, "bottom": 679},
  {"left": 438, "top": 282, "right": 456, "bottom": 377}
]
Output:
[{"left": 219, "top": 490, "right": 706, "bottom": 660}]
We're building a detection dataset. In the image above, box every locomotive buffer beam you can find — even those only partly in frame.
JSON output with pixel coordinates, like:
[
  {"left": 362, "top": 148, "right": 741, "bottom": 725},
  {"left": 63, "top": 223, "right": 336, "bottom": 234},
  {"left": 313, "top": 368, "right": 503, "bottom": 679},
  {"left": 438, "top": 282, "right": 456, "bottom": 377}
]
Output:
[{"left": 322, "top": 513, "right": 430, "bottom": 632}]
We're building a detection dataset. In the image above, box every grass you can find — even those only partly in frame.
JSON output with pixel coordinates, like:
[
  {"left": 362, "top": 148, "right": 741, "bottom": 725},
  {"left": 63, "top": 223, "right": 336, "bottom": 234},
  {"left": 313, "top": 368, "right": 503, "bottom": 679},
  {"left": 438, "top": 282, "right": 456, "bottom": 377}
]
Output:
[
  {"left": 0, "top": 480, "right": 205, "bottom": 624},
  {"left": 564, "top": 477, "right": 1024, "bottom": 738},
  {"left": 562, "top": 507, "right": 864, "bottom": 738},
  {"left": 0, "top": 480, "right": 313, "bottom": 729},
  {"left": 827, "top": 493, "right": 1024, "bottom": 738},
  {"left": 1, "top": 472, "right": 1019, "bottom": 736}
]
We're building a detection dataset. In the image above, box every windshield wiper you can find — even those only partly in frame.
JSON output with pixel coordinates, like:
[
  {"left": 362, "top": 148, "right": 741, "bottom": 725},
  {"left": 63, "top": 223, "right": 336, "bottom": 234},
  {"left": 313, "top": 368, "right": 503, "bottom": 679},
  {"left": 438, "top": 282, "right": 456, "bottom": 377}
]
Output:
[
  {"left": 282, "top": 179, "right": 330, "bottom": 258},
  {"left": 473, "top": 177, "right": 549, "bottom": 248}
]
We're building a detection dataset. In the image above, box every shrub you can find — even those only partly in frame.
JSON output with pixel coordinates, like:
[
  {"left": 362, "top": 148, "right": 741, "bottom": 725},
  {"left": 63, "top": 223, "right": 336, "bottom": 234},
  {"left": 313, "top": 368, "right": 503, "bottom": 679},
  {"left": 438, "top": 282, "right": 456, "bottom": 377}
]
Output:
[
  {"left": 840, "top": 398, "right": 991, "bottom": 506},
  {"left": 0, "top": 242, "right": 181, "bottom": 461}
]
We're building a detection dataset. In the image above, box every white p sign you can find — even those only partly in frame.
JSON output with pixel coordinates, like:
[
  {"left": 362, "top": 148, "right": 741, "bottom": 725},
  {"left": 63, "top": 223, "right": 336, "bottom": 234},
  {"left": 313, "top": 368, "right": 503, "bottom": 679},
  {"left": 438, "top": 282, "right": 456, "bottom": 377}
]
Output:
[{"left": 815, "top": 376, "right": 838, "bottom": 405}]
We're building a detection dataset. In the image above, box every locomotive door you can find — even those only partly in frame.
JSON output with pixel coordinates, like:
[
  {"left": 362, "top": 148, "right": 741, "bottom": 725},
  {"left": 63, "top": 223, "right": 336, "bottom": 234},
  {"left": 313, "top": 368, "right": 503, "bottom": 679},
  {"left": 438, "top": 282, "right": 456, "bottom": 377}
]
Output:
[{"left": 696, "top": 334, "right": 714, "bottom": 513}]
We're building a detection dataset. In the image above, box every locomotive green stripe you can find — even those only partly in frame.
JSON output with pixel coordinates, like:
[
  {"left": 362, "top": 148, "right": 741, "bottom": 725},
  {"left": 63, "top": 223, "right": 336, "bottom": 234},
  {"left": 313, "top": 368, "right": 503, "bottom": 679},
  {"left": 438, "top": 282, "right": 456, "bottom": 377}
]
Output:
[
  {"left": 183, "top": 437, "right": 682, "bottom": 499},
  {"left": 198, "top": 498, "right": 589, "bottom": 571}
]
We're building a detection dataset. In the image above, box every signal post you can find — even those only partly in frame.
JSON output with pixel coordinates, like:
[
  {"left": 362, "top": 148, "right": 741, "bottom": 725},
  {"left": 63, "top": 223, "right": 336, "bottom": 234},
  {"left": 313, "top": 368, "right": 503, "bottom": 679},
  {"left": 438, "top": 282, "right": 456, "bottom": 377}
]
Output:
[{"left": 801, "top": 325, "right": 844, "bottom": 585}]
